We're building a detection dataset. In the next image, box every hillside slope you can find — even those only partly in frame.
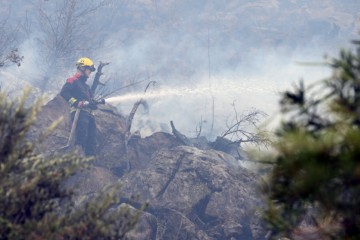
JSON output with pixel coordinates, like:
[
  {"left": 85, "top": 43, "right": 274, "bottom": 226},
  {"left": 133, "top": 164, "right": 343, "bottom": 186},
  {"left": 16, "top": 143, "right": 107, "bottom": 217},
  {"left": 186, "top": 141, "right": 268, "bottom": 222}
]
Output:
[{"left": 31, "top": 96, "right": 267, "bottom": 239}]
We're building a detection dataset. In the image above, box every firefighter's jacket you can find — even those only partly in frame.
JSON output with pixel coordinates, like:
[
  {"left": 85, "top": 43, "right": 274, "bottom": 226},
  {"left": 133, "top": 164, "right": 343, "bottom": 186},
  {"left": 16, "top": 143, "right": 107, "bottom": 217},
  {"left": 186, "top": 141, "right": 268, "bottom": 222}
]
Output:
[{"left": 60, "top": 72, "right": 95, "bottom": 114}]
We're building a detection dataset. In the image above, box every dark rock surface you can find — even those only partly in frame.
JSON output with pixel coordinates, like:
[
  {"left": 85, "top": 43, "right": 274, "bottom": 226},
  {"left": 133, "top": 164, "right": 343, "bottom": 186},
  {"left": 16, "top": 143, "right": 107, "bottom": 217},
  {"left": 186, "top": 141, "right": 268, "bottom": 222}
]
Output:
[{"left": 32, "top": 95, "right": 267, "bottom": 239}]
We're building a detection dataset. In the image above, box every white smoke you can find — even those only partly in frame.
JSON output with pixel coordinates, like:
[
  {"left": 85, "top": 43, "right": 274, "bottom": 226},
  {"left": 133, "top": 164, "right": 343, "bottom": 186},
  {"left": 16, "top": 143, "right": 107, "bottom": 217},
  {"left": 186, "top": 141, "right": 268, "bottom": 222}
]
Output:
[
  {"left": 0, "top": 0, "right": 357, "bottom": 140},
  {"left": 102, "top": 41, "right": 333, "bottom": 140}
]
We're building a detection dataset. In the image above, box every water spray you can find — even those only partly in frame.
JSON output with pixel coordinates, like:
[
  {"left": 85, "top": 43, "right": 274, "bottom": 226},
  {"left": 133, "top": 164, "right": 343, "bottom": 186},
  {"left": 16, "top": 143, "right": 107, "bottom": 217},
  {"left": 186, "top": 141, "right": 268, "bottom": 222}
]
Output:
[{"left": 105, "top": 79, "right": 279, "bottom": 104}]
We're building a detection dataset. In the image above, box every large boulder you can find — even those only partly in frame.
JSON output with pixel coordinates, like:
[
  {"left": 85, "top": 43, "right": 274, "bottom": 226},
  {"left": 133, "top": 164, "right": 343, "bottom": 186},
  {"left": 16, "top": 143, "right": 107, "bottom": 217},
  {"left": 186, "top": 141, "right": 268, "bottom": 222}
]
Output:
[
  {"left": 32, "top": 96, "right": 267, "bottom": 239},
  {"left": 120, "top": 146, "right": 266, "bottom": 239}
]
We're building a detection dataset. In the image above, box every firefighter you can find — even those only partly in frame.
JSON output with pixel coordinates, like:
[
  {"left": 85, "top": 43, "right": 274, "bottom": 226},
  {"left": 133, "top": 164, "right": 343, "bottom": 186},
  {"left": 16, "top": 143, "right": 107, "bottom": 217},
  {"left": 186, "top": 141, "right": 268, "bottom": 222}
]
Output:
[{"left": 60, "top": 57, "right": 98, "bottom": 156}]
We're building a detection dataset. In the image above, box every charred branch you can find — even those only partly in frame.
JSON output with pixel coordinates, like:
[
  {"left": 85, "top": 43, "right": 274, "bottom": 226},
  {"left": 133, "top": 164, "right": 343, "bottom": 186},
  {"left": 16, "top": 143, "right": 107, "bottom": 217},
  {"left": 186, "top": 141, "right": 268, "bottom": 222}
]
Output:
[
  {"left": 0, "top": 14, "right": 22, "bottom": 68},
  {"left": 220, "top": 103, "right": 270, "bottom": 147},
  {"left": 0, "top": 49, "right": 24, "bottom": 68},
  {"left": 170, "top": 121, "right": 193, "bottom": 147},
  {"left": 99, "top": 71, "right": 159, "bottom": 99},
  {"left": 124, "top": 81, "right": 156, "bottom": 172},
  {"left": 91, "top": 61, "right": 110, "bottom": 95},
  {"left": 96, "top": 79, "right": 147, "bottom": 99},
  {"left": 125, "top": 81, "right": 156, "bottom": 134}
]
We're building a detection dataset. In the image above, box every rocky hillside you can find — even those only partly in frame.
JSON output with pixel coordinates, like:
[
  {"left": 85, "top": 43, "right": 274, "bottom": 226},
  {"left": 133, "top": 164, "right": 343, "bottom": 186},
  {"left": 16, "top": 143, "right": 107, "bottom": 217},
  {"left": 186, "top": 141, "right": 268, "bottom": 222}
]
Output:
[{"left": 31, "top": 96, "right": 267, "bottom": 240}]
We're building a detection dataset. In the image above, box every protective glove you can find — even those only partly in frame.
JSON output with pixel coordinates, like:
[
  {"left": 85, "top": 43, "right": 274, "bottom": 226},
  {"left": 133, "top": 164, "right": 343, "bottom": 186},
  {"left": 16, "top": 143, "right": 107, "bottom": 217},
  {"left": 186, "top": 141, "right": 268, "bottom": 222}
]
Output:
[
  {"left": 77, "top": 100, "right": 98, "bottom": 110},
  {"left": 77, "top": 101, "right": 90, "bottom": 108}
]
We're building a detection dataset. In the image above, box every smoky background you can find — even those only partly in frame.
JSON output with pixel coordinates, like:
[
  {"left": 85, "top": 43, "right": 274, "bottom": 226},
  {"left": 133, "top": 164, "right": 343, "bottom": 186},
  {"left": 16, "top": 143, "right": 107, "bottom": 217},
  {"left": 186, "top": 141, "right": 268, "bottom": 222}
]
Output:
[{"left": 0, "top": 0, "right": 358, "bottom": 140}]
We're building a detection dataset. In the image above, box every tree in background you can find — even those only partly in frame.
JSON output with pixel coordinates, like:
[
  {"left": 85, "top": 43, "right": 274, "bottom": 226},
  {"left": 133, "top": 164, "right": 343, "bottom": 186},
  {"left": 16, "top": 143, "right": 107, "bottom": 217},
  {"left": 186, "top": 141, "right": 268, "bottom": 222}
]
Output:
[
  {"left": 36, "top": 0, "right": 115, "bottom": 91},
  {"left": 38, "top": 0, "right": 111, "bottom": 62},
  {"left": 0, "top": 16, "right": 23, "bottom": 68},
  {"left": 263, "top": 40, "right": 360, "bottom": 239},
  {"left": 0, "top": 89, "right": 143, "bottom": 239}
]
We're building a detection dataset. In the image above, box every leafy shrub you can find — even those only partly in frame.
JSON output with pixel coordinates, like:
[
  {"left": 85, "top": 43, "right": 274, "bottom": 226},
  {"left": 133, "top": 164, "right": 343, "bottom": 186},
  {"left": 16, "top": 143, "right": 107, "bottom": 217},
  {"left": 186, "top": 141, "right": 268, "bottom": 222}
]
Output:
[{"left": 0, "top": 89, "right": 143, "bottom": 240}]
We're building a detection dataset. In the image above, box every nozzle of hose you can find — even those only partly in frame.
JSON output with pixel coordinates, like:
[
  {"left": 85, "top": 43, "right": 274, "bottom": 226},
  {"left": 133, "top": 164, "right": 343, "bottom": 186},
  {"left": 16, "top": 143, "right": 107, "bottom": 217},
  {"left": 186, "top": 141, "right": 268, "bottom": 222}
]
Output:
[{"left": 97, "top": 99, "right": 105, "bottom": 105}]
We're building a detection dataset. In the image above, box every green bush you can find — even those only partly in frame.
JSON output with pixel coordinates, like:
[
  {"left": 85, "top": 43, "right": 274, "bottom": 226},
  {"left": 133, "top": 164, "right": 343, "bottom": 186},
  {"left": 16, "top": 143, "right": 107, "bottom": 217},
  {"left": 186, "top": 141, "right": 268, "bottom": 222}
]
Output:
[
  {"left": 0, "top": 90, "right": 143, "bottom": 240},
  {"left": 264, "top": 41, "right": 360, "bottom": 239}
]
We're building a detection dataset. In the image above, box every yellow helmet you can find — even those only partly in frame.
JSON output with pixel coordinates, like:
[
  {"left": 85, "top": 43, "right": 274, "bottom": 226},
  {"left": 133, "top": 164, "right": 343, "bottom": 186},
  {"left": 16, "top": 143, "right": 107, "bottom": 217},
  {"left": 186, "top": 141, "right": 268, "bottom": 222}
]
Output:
[{"left": 76, "top": 57, "right": 96, "bottom": 72}]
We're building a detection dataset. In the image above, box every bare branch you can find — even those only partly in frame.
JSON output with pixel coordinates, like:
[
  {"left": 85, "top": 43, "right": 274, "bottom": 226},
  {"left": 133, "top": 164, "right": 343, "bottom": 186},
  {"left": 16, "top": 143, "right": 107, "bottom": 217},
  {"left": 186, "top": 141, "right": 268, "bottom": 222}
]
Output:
[
  {"left": 0, "top": 13, "right": 22, "bottom": 68},
  {"left": 91, "top": 61, "right": 110, "bottom": 94},
  {"left": 220, "top": 103, "right": 270, "bottom": 147},
  {"left": 171, "top": 121, "right": 193, "bottom": 146},
  {"left": 126, "top": 81, "right": 156, "bottom": 134},
  {"left": 95, "top": 71, "right": 158, "bottom": 99},
  {"left": 195, "top": 116, "right": 203, "bottom": 138},
  {"left": 123, "top": 81, "right": 156, "bottom": 172},
  {"left": 37, "top": 0, "right": 112, "bottom": 62}
]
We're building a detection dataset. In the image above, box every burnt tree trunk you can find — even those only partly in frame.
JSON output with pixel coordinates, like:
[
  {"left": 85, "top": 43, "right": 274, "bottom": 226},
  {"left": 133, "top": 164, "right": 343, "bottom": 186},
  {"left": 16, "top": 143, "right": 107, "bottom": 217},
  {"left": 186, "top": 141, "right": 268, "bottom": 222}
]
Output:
[{"left": 91, "top": 61, "right": 110, "bottom": 95}]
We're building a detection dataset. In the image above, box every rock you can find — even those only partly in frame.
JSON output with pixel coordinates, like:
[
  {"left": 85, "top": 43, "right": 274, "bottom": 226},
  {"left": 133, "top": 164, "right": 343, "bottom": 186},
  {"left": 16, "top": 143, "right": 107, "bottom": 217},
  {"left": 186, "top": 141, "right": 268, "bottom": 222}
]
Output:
[
  {"left": 209, "top": 137, "right": 248, "bottom": 160},
  {"left": 126, "top": 131, "right": 182, "bottom": 171},
  {"left": 125, "top": 205, "right": 158, "bottom": 240},
  {"left": 223, "top": 222, "right": 243, "bottom": 238},
  {"left": 120, "top": 146, "right": 266, "bottom": 239},
  {"left": 65, "top": 166, "right": 118, "bottom": 196},
  {"left": 31, "top": 97, "right": 268, "bottom": 239},
  {"left": 30, "top": 95, "right": 70, "bottom": 154}
]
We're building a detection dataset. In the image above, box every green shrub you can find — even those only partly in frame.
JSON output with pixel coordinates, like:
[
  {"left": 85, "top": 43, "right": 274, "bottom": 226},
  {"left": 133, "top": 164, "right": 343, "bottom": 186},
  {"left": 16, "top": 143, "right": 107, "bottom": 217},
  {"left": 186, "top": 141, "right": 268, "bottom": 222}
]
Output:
[
  {"left": 264, "top": 41, "right": 360, "bottom": 240},
  {"left": 0, "top": 89, "right": 143, "bottom": 240}
]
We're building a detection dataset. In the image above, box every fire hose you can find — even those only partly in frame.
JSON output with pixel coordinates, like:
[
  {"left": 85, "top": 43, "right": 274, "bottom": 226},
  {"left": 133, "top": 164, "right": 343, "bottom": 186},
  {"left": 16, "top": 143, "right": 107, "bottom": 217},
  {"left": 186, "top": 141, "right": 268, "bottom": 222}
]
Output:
[{"left": 60, "top": 98, "right": 105, "bottom": 152}]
